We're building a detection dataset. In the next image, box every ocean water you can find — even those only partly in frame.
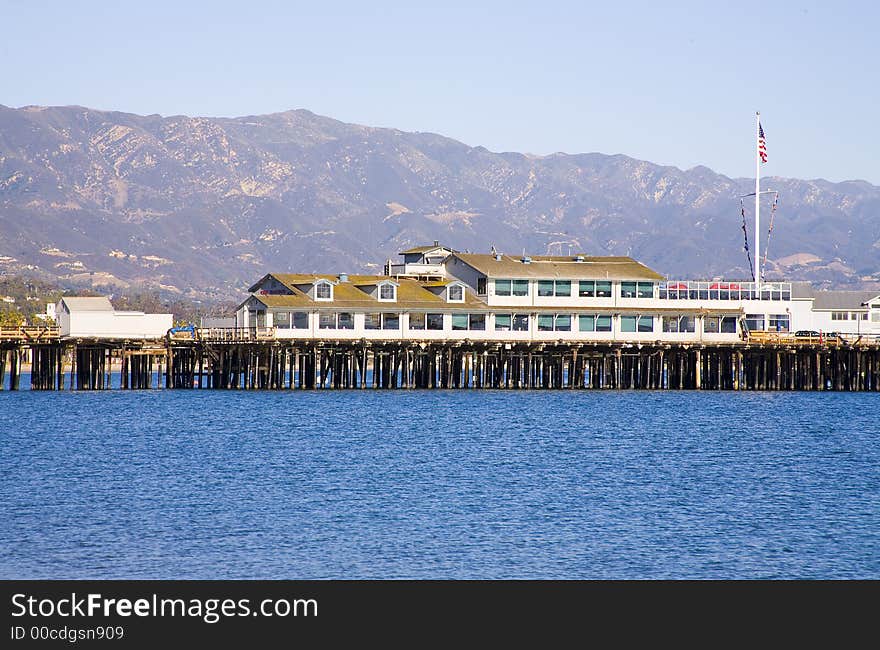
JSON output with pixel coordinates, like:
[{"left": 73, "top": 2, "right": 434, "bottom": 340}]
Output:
[{"left": 0, "top": 388, "right": 877, "bottom": 579}]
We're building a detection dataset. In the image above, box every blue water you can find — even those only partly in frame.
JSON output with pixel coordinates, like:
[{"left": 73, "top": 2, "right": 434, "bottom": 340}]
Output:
[{"left": 1, "top": 389, "right": 877, "bottom": 579}]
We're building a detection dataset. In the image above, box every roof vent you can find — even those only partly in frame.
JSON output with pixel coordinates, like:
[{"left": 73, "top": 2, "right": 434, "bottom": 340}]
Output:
[
  {"left": 495, "top": 253, "right": 503, "bottom": 261},
  {"left": 521, "top": 256, "right": 532, "bottom": 264},
  {"left": 575, "top": 255, "right": 585, "bottom": 262},
  {"left": 339, "top": 273, "right": 349, "bottom": 283},
  {"left": 433, "top": 240, "right": 439, "bottom": 246}
]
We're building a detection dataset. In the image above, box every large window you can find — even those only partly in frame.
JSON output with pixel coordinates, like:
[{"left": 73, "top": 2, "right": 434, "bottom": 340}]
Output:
[
  {"left": 538, "top": 280, "right": 571, "bottom": 297},
  {"left": 477, "top": 278, "right": 487, "bottom": 295},
  {"left": 274, "top": 311, "right": 291, "bottom": 328},
  {"left": 497, "top": 313, "right": 530, "bottom": 331},
  {"left": 768, "top": 314, "right": 790, "bottom": 332},
  {"left": 831, "top": 311, "right": 849, "bottom": 321},
  {"left": 292, "top": 312, "right": 308, "bottom": 329},
  {"left": 596, "top": 281, "right": 612, "bottom": 298},
  {"left": 537, "top": 314, "right": 573, "bottom": 332},
  {"left": 704, "top": 316, "right": 738, "bottom": 334},
  {"left": 408, "top": 313, "right": 426, "bottom": 330},
  {"left": 382, "top": 313, "right": 400, "bottom": 330},
  {"left": 745, "top": 314, "right": 765, "bottom": 332},
  {"left": 319, "top": 313, "right": 353, "bottom": 329},
  {"left": 621, "top": 282, "right": 655, "bottom": 298},
  {"left": 365, "top": 313, "right": 381, "bottom": 330},
  {"left": 620, "top": 315, "right": 654, "bottom": 332},
  {"left": 378, "top": 283, "right": 396, "bottom": 301},
  {"left": 578, "top": 314, "right": 612, "bottom": 332},
  {"left": 662, "top": 316, "right": 696, "bottom": 333},
  {"left": 315, "top": 281, "right": 332, "bottom": 301},
  {"left": 495, "top": 279, "right": 529, "bottom": 297},
  {"left": 427, "top": 313, "right": 444, "bottom": 330},
  {"left": 579, "top": 281, "right": 596, "bottom": 297},
  {"left": 452, "top": 314, "right": 486, "bottom": 331}
]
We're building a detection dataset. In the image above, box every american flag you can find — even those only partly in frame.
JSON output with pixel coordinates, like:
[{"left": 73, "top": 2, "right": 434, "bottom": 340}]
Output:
[{"left": 758, "top": 122, "right": 768, "bottom": 163}]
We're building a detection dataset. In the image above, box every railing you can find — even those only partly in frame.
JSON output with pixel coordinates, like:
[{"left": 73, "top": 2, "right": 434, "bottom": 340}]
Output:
[
  {"left": 745, "top": 330, "right": 877, "bottom": 346},
  {"left": 659, "top": 281, "right": 792, "bottom": 301},
  {"left": 196, "top": 327, "right": 277, "bottom": 342},
  {"left": 0, "top": 325, "right": 60, "bottom": 340}
]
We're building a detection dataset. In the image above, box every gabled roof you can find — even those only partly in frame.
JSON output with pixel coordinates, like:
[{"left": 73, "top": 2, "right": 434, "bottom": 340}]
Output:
[
  {"left": 812, "top": 291, "right": 879, "bottom": 310},
  {"left": 60, "top": 296, "right": 114, "bottom": 312},
  {"left": 399, "top": 244, "right": 457, "bottom": 255},
  {"left": 450, "top": 253, "right": 664, "bottom": 280}
]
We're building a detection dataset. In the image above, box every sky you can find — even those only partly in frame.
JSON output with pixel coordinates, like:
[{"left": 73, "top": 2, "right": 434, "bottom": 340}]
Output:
[{"left": 2, "top": 0, "right": 878, "bottom": 184}]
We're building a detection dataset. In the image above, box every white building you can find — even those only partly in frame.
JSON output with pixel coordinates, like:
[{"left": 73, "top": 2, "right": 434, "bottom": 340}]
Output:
[
  {"left": 234, "top": 244, "right": 880, "bottom": 344},
  {"left": 56, "top": 296, "right": 173, "bottom": 339}
]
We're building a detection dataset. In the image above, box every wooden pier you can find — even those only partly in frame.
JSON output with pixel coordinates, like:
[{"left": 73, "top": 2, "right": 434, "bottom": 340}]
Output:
[{"left": 2, "top": 328, "right": 879, "bottom": 391}]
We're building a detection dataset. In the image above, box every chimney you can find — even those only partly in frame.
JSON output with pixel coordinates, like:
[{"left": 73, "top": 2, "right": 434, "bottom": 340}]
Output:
[
  {"left": 433, "top": 240, "right": 439, "bottom": 246},
  {"left": 339, "top": 273, "right": 349, "bottom": 283},
  {"left": 495, "top": 253, "right": 503, "bottom": 261}
]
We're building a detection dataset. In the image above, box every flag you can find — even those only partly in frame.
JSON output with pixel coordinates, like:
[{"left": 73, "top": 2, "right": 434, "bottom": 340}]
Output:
[{"left": 758, "top": 122, "right": 768, "bottom": 163}]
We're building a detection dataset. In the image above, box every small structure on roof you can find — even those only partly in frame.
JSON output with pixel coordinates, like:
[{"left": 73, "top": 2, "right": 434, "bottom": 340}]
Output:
[{"left": 56, "top": 296, "right": 173, "bottom": 339}]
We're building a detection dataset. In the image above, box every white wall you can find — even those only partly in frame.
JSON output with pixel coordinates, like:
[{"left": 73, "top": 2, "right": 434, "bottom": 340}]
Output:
[{"left": 63, "top": 311, "right": 173, "bottom": 338}]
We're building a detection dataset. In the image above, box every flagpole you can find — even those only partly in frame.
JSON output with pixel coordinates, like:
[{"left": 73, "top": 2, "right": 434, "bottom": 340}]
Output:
[{"left": 755, "top": 111, "right": 761, "bottom": 293}]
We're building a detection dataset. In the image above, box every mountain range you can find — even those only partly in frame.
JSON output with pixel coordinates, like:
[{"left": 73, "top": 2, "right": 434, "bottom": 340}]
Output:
[{"left": 1, "top": 104, "right": 878, "bottom": 299}]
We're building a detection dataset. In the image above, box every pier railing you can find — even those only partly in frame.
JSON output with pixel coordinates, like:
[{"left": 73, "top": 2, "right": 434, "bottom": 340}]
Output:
[{"left": 0, "top": 325, "right": 60, "bottom": 341}]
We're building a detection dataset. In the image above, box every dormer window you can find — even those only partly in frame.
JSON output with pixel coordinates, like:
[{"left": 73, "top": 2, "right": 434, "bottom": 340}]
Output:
[
  {"left": 378, "top": 282, "right": 397, "bottom": 302},
  {"left": 447, "top": 284, "right": 464, "bottom": 302},
  {"left": 315, "top": 280, "right": 333, "bottom": 301}
]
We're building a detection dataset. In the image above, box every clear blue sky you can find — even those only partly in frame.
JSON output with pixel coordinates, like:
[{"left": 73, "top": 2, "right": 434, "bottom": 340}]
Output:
[{"left": 3, "top": 0, "right": 878, "bottom": 183}]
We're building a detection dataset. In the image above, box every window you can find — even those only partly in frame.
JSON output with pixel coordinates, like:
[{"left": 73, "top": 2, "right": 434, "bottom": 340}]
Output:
[
  {"left": 365, "top": 313, "right": 381, "bottom": 330},
  {"left": 513, "top": 280, "right": 529, "bottom": 296},
  {"left": 378, "top": 283, "right": 396, "bottom": 301},
  {"left": 469, "top": 314, "right": 486, "bottom": 330},
  {"left": 493, "top": 314, "right": 529, "bottom": 330},
  {"left": 831, "top": 311, "right": 849, "bottom": 321},
  {"left": 537, "top": 314, "right": 572, "bottom": 331},
  {"left": 537, "top": 314, "right": 554, "bottom": 331},
  {"left": 318, "top": 313, "right": 336, "bottom": 329},
  {"left": 663, "top": 316, "right": 696, "bottom": 333},
  {"left": 495, "top": 279, "right": 511, "bottom": 296},
  {"left": 703, "top": 316, "right": 720, "bottom": 333},
  {"left": 555, "top": 281, "right": 571, "bottom": 297},
  {"left": 637, "top": 282, "right": 654, "bottom": 299},
  {"left": 538, "top": 280, "right": 554, "bottom": 297},
  {"left": 448, "top": 284, "right": 464, "bottom": 302},
  {"left": 721, "top": 316, "right": 737, "bottom": 333},
  {"left": 512, "top": 314, "right": 529, "bottom": 331},
  {"left": 337, "top": 313, "right": 354, "bottom": 330},
  {"left": 622, "top": 282, "right": 654, "bottom": 298},
  {"left": 619, "top": 315, "right": 654, "bottom": 333},
  {"left": 382, "top": 313, "right": 399, "bottom": 330},
  {"left": 292, "top": 312, "right": 309, "bottom": 329},
  {"left": 274, "top": 311, "right": 291, "bottom": 328},
  {"left": 315, "top": 281, "right": 332, "bottom": 301},
  {"left": 596, "top": 315, "right": 612, "bottom": 332},
  {"left": 452, "top": 314, "right": 469, "bottom": 330},
  {"left": 477, "top": 278, "right": 487, "bottom": 295},
  {"left": 579, "top": 315, "right": 595, "bottom": 331},
  {"left": 596, "top": 281, "right": 612, "bottom": 298},
  {"left": 745, "top": 314, "right": 765, "bottom": 331},
  {"left": 768, "top": 314, "right": 790, "bottom": 332},
  {"left": 409, "top": 313, "right": 426, "bottom": 330},
  {"left": 426, "top": 313, "right": 444, "bottom": 330},
  {"left": 579, "top": 281, "right": 595, "bottom": 297},
  {"left": 538, "top": 280, "right": 571, "bottom": 297}
]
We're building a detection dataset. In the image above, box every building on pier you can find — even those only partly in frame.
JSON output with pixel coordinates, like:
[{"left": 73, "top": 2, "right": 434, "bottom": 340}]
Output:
[
  {"left": 56, "top": 296, "right": 173, "bottom": 339},
  {"left": 234, "top": 243, "right": 880, "bottom": 344}
]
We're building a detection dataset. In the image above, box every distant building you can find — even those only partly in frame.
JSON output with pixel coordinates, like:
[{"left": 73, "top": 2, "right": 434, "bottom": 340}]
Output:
[{"left": 56, "top": 296, "right": 172, "bottom": 339}]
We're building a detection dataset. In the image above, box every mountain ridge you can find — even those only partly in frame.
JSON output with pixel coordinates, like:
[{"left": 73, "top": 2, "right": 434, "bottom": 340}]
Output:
[{"left": 1, "top": 104, "right": 878, "bottom": 299}]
